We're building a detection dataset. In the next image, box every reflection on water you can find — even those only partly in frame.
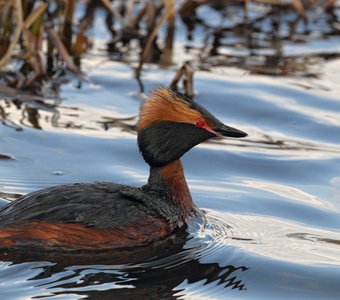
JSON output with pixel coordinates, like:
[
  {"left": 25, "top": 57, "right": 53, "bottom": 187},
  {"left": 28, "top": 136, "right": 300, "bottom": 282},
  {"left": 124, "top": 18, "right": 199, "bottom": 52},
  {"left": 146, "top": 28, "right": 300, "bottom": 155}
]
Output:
[
  {"left": 180, "top": 1, "right": 340, "bottom": 76},
  {"left": 0, "top": 260, "right": 248, "bottom": 299},
  {"left": 0, "top": 219, "right": 249, "bottom": 299},
  {"left": 0, "top": 96, "right": 138, "bottom": 133},
  {"left": 0, "top": 1, "right": 340, "bottom": 299},
  {"left": 1, "top": 1, "right": 340, "bottom": 132}
]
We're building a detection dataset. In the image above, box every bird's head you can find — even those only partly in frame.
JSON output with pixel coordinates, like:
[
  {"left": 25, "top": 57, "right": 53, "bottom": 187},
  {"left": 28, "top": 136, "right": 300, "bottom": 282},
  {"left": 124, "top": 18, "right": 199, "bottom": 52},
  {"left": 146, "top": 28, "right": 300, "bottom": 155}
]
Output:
[{"left": 138, "top": 87, "right": 247, "bottom": 167}]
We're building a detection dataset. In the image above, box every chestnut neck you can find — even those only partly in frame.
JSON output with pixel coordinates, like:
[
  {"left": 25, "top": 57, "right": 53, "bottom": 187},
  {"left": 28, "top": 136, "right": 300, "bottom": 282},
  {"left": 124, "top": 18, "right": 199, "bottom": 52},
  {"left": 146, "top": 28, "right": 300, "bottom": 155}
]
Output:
[{"left": 147, "top": 160, "right": 196, "bottom": 217}]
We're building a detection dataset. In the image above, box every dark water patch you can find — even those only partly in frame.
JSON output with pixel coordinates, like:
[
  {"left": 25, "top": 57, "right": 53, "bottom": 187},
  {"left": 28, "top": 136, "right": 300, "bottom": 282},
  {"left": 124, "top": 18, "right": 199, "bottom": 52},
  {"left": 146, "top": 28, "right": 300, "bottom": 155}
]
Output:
[
  {"left": 0, "top": 153, "right": 14, "bottom": 160},
  {"left": 0, "top": 217, "right": 249, "bottom": 299}
]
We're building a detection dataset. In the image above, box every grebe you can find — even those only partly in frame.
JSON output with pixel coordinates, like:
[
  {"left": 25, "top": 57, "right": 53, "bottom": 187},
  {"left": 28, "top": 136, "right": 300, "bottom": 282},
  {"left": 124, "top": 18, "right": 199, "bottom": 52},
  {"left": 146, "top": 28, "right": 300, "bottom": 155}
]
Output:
[{"left": 0, "top": 87, "right": 246, "bottom": 251}]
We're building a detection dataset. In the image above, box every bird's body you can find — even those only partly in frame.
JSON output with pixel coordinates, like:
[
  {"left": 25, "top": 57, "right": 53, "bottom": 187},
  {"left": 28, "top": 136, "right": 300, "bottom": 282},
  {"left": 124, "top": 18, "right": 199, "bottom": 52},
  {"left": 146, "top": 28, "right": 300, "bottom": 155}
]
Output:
[
  {"left": 0, "top": 183, "right": 176, "bottom": 250},
  {"left": 0, "top": 87, "right": 246, "bottom": 251},
  {"left": 0, "top": 160, "right": 194, "bottom": 250}
]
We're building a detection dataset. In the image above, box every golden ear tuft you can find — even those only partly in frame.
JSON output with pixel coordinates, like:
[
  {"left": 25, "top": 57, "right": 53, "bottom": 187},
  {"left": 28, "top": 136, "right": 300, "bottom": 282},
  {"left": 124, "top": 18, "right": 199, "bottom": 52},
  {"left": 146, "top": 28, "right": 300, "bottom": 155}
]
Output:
[{"left": 138, "top": 87, "right": 203, "bottom": 131}]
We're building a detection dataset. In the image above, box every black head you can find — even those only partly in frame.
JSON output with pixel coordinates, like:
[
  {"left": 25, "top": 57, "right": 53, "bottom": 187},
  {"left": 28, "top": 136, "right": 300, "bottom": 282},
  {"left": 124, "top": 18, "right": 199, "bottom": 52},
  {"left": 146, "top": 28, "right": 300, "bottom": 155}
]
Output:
[{"left": 138, "top": 87, "right": 247, "bottom": 167}]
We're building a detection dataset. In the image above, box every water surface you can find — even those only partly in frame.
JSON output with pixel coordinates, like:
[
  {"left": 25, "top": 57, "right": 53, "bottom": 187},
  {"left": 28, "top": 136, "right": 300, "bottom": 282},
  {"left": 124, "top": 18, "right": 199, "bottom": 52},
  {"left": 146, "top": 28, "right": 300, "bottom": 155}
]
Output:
[{"left": 1, "top": 3, "right": 340, "bottom": 299}]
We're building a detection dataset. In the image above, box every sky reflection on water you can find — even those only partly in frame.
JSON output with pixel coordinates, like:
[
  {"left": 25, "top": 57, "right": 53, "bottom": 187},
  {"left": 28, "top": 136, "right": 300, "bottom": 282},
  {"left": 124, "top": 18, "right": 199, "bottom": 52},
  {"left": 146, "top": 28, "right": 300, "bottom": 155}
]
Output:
[{"left": 1, "top": 2, "right": 340, "bottom": 299}]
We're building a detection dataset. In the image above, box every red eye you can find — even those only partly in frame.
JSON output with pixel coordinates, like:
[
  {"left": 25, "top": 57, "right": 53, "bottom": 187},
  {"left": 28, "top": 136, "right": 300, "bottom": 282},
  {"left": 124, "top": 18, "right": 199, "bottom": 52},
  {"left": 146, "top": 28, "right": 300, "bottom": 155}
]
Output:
[{"left": 196, "top": 120, "right": 206, "bottom": 127}]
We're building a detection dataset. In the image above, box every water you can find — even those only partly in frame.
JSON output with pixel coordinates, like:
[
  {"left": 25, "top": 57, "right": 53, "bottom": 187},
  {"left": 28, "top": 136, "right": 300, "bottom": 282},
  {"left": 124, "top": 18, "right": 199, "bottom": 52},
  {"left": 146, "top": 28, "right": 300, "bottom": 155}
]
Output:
[{"left": 1, "top": 2, "right": 340, "bottom": 299}]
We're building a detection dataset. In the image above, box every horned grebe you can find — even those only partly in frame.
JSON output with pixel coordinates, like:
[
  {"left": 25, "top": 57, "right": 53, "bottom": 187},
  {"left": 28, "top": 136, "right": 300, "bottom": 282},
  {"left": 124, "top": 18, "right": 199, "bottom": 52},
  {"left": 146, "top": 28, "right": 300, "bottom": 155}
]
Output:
[{"left": 0, "top": 87, "right": 246, "bottom": 250}]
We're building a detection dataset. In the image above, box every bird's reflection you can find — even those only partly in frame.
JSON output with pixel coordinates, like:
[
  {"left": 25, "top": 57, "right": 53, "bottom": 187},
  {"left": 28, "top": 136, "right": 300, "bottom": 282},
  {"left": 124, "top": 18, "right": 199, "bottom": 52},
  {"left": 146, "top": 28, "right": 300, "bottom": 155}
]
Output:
[{"left": 0, "top": 228, "right": 248, "bottom": 299}]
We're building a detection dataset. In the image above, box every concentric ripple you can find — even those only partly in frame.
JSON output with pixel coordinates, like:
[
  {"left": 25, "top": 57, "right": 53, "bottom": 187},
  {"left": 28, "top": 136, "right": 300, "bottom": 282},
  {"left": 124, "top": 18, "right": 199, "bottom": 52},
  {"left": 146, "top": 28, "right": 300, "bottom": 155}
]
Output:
[{"left": 200, "top": 209, "right": 340, "bottom": 265}]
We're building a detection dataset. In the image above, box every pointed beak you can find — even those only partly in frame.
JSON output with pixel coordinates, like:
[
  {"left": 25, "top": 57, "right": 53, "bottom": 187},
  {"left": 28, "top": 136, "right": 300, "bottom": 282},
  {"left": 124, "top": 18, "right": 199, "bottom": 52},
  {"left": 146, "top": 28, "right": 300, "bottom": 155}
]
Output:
[{"left": 213, "top": 123, "right": 247, "bottom": 138}]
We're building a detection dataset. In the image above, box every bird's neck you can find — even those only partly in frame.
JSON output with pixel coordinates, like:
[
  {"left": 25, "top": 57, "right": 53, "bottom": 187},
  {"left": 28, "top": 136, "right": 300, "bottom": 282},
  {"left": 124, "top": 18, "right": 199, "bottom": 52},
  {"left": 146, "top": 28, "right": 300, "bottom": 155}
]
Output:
[{"left": 147, "top": 160, "right": 196, "bottom": 217}]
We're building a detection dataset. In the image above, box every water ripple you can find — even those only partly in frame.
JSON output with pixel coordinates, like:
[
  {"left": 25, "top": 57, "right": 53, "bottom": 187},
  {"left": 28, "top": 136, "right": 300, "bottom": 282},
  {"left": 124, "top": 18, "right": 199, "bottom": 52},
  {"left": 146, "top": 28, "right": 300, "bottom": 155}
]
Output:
[{"left": 202, "top": 209, "right": 340, "bottom": 265}]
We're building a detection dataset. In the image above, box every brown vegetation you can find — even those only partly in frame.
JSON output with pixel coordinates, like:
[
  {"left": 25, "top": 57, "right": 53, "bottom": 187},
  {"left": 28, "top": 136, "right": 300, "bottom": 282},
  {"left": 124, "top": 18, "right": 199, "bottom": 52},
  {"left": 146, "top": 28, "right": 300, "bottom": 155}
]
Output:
[
  {"left": 1, "top": 1, "right": 338, "bottom": 93},
  {"left": 0, "top": 0, "right": 338, "bottom": 133}
]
